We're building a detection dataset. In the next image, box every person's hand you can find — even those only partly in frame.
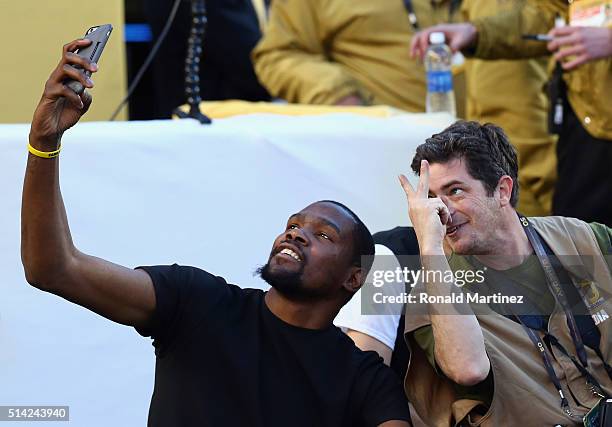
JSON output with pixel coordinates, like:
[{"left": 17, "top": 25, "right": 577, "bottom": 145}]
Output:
[
  {"left": 399, "top": 160, "right": 451, "bottom": 254},
  {"left": 30, "top": 39, "right": 97, "bottom": 148},
  {"left": 335, "top": 94, "right": 364, "bottom": 106},
  {"left": 547, "top": 26, "right": 612, "bottom": 70},
  {"left": 410, "top": 23, "right": 478, "bottom": 60}
]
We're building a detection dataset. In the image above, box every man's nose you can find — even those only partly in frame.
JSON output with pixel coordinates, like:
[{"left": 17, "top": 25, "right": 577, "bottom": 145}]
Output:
[
  {"left": 285, "top": 228, "right": 309, "bottom": 245},
  {"left": 439, "top": 196, "right": 456, "bottom": 215}
]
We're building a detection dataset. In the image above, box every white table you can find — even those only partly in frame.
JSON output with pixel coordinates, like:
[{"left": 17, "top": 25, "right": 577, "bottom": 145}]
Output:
[{"left": 0, "top": 113, "right": 452, "bottom": 426}]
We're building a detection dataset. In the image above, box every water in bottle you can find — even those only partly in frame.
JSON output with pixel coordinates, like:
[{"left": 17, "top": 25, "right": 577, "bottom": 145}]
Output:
[{"left": 425, "top": 32, "right": 456, "bottom": 116}]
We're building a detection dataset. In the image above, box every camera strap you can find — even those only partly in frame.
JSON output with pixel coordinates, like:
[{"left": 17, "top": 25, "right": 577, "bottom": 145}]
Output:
[
  {"left": 403, "top": 0, "right": 420, "bottom": 30},
  {"left": 512, "top": 314, "right": 576, "bottom": 417},
  {"left": 519, "top": 214, "right": 590, "bottom": 368},
  {"left": 507, "top": 311, "right": 606, "bottom": 420},
  {"left": 506, "top": 215, "right": 612, "bottom": 415},
  {"left": 545, "top": 333, "right": 608, "bottom": 400}
]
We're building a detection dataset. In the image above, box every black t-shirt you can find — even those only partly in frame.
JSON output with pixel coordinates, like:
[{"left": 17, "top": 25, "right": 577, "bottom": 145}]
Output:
[{"left": 136, "top": 264, "right": 410, "bottom": 427}]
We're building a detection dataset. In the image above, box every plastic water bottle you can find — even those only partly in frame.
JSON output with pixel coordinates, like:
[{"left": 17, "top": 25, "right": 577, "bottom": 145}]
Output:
[{"left": 425, "top": 32, "right": 456, "bottom": 116}]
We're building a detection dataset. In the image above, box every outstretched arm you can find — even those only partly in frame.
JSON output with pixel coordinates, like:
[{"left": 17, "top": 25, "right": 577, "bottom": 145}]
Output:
[
  {"left": 21, "top": 39, "right": 155, "bottom": 330},
  {"left": 410, "top": 2, "right": 562, "bottom": 60}
]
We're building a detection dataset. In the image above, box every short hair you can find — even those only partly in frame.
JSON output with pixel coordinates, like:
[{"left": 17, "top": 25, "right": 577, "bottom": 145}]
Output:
[
  {"left": 411, "top": 121, "right": 520, "bottom": 206},
  {"left": 317, "top": 200, "right": 375, "bottom": 274}
]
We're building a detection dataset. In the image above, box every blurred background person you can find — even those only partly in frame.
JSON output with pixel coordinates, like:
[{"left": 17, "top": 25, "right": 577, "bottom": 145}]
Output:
[
  {"left": 252, "top": 0, "right": 466, "bottom": 115},
  {"left": 143, "top": 0, "right": 271, "bottom": 119},
  {"left": 459, "top": 0, "right": 556, "bottom": 216},
  {"left": 411, "top": 0, "right": 612, "bottom": 225}
]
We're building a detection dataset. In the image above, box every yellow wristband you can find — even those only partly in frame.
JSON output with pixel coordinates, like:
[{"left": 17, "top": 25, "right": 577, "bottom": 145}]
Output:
[{"left": 28, "top": 143, "right": 61, "bottom": 159}]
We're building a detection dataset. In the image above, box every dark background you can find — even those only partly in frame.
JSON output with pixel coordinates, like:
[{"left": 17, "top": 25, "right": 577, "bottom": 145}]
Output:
[{"left": 124, "top": 0, "right": 270, "bottom": 120}]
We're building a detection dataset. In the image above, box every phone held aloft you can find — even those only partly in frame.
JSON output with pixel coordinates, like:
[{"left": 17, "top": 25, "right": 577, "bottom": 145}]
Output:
[{"left": 65, "top": 24, "right": 113, "bottom": 95}]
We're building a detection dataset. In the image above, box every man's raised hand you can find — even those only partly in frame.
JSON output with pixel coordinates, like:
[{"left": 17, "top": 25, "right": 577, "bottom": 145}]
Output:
[
  {"left": 30, "top": 39, "right": 97, "bottom": 147},
  {"left": 547, "top": 26, "right": 612, "bottom": 70},
  {"left": 409, "top": 23, "right": 478, "bottom": 60},
  {"left": 399, "top": 160, "right": 450, "bottom": 254}
]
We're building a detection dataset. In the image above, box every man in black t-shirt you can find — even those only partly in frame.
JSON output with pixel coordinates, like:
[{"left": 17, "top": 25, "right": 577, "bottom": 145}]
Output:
[{"left": 22, "top": 41, "right": 411, "bottom": 427}]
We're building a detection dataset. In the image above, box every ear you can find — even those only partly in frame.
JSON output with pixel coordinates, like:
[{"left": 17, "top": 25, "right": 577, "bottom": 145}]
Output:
[
  {"left": 342, "top": 266, "right": 364, "bottom": 294},
  {"left": 496, "top": 175, "right": 514, "bottom": 207}
]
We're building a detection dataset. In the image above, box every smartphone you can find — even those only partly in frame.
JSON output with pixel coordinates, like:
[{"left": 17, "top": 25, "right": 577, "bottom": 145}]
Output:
[{"left": 65, "top": 24, "right": 113, "bottom": 95}]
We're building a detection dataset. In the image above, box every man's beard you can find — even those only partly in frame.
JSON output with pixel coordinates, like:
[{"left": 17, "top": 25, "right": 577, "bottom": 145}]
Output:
[
  {"left": 451, "top": 201, "right": 502, "bottom": 256},
  {"left": 256, "top": 262, "right": 323, "bottom": 301}
]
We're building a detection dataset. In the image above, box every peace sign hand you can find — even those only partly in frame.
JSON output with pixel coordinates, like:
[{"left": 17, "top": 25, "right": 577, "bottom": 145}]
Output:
[{"left": 399, "top": 160, "right": 450, "bottom": 254}]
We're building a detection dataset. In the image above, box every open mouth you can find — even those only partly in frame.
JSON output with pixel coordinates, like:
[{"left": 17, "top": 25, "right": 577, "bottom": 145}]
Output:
[
  {"left": 277, "top": 247, "right": 302, "bottom": 262},
  {"left": 446, "top": 224, "right": 464, "bottom": 238}
]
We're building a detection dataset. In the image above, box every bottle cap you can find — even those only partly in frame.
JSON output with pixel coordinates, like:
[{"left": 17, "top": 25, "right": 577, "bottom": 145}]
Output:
[{"left": 429, "top": 32, "right": 445, "bottom": 44}]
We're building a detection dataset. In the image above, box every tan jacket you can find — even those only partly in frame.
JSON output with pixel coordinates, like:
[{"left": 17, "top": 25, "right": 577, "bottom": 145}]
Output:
[
  {"left": 462, "top": 0, "right": 556, "bottom": 216},
  {"left": 252, "top": 0, "right": 465, "bottom": 113},
  {"left": 404, "top": 216, "right": 612, "bottom": 426},
  {"left": 472, "top": 0, "right": 612, "bottom": 140}
]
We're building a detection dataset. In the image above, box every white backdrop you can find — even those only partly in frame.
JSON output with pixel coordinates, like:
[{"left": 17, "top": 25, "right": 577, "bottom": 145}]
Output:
[{"left": 0, "top": 113, "right": 452, "bottom": 426}]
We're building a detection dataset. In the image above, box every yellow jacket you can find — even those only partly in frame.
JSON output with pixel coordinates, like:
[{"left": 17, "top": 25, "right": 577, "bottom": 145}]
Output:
[
  {"left": 472, "top": 0, "right": 612, "bottom": 140},
  {"left": 462, "top": 0, "right": 556, "bottom": 216},
  {"left": 252, "top": 0, "right": 464, "bottom": 113}
]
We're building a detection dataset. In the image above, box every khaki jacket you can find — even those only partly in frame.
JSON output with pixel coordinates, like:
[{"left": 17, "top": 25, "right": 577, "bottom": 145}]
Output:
[
  {"left": 252, "top": 0, "right": 465, "bottom": 114},
  {"left": 472, "top": 0, "right": 612, "bottom": 140},
  {"left": 462, "top": 0, "right": 556, "bottom": 216},
  {"left": 404, "top": 216, "right": 612, "bottom": 426}
]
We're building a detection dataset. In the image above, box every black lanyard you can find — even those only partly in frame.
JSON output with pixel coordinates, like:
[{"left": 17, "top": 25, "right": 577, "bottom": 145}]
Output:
[
  {"left": 402, "top": 0, "right": 462, "bottom": 30},
  {"left": 507, "top": 309, "right": 606, "bottom": 419},
  {"left": 515, "top": 215, "right": 612, "bottom": 413},
  {"left": 520, "top": 214, "right": 590, "bottom": 367},
  {"left": 514, "top": 315, "right": 577, "bottom": 418}
]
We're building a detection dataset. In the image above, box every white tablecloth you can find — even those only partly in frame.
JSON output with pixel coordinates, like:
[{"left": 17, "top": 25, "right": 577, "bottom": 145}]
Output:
[{"left": 0, "top": 113, "right": 452, "bottom": 426}]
